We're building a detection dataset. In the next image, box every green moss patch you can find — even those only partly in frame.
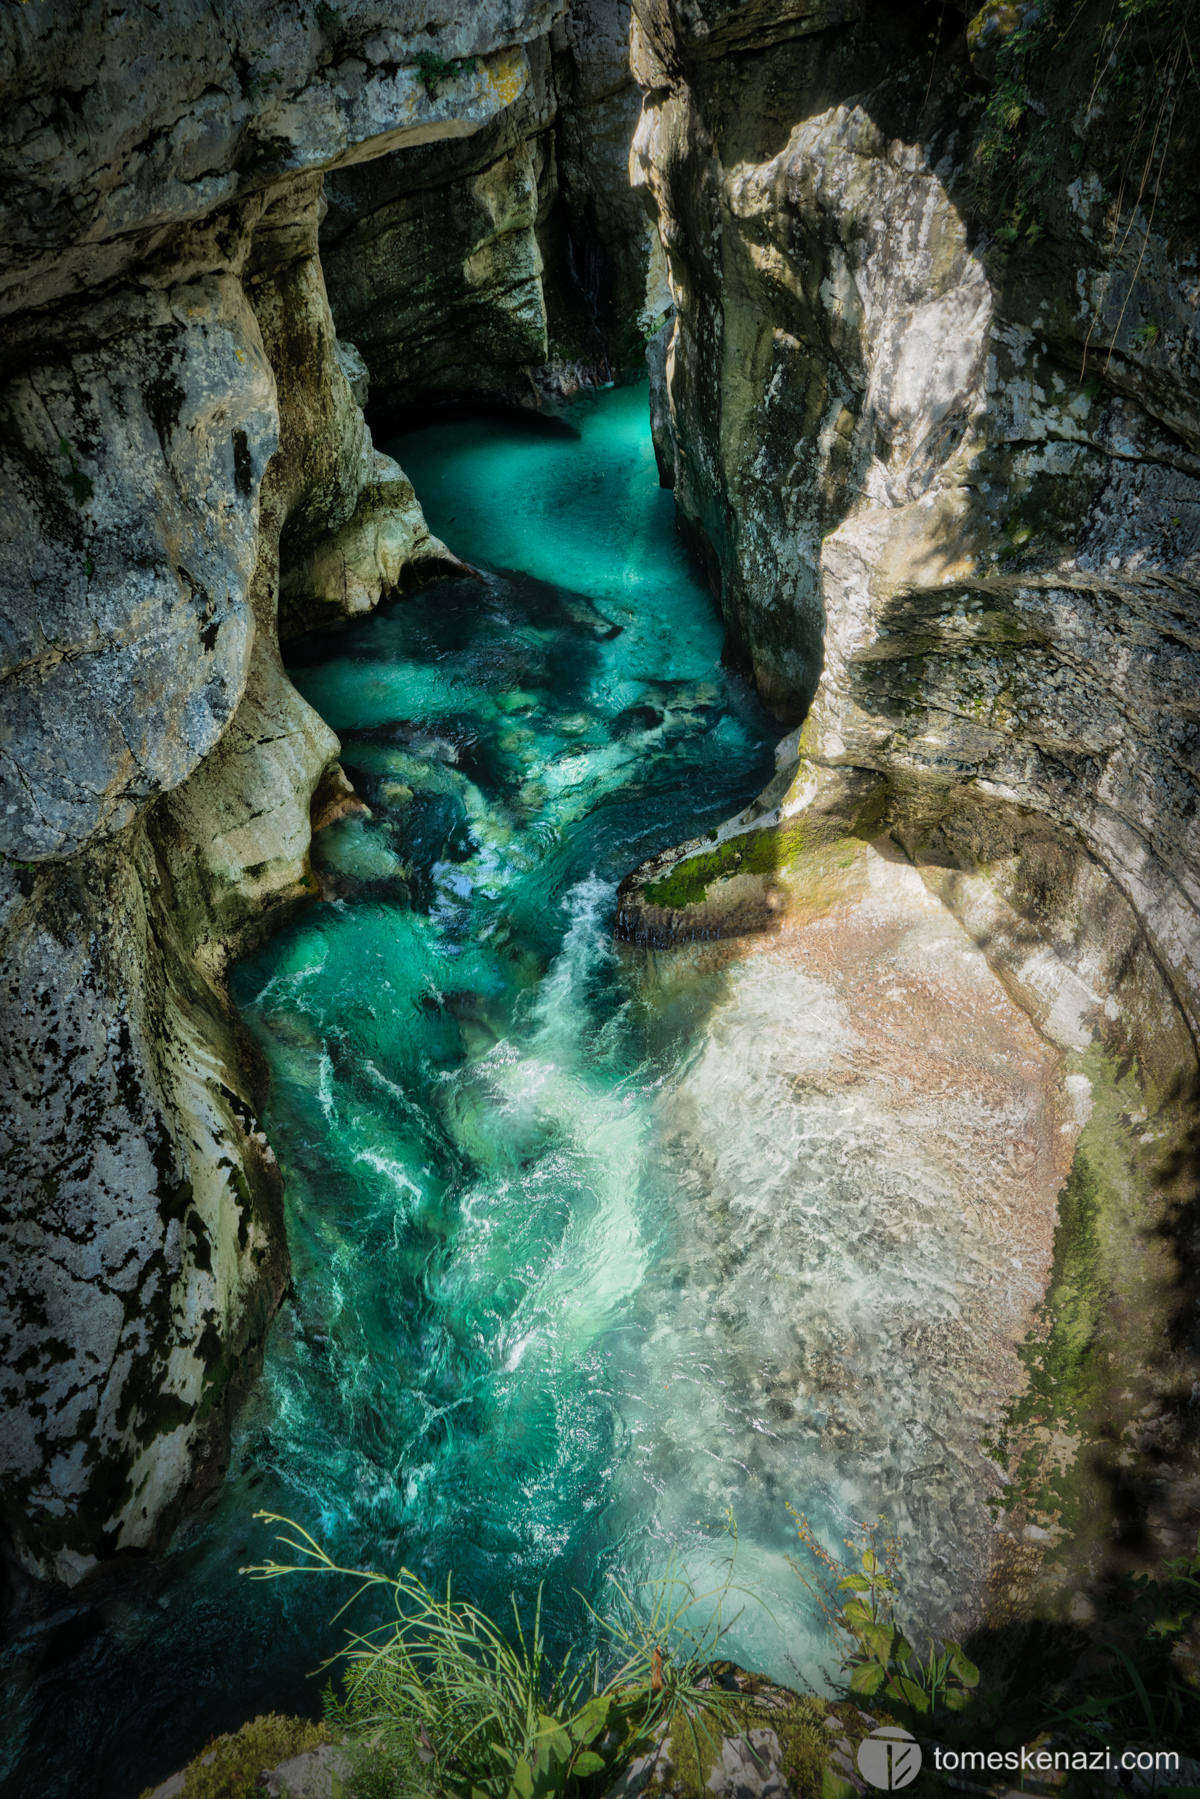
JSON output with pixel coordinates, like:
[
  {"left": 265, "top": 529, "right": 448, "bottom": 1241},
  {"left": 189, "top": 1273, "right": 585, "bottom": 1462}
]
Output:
[
  {"left": 651, "top": 1687, "right": 884, "bottom": 1799},
  {"left": 641, "top": 821, "right": 812, "bottom": 909},
  {"left": 1016, "top": 1148, "right": 1106, "bottom": 1427},
  {"left": 991, "top": 1041, "right": 1195, "bottom": 1550},
  {"left": 140, "top": 1713, "right": 329, "bottom": 1799},
  {"left": 639, "top": 812, "right": 876, "bottom": 929}
]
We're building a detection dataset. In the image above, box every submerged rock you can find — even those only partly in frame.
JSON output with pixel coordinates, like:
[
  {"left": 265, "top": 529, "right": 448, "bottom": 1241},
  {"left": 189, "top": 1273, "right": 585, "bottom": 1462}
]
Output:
[{"left": 625, "top": 839, "right": 1075, "bottom": 1643}]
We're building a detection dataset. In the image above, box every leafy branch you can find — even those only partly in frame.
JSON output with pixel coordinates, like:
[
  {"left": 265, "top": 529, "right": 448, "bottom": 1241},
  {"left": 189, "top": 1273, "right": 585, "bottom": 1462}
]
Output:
[{"left": 787, "top": 1509, "right": 980, "bottom": 1724}]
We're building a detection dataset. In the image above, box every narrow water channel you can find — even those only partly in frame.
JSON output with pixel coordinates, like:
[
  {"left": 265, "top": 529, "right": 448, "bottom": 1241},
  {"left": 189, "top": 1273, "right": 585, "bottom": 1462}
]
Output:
[
  {"left": 230, "top": 383, "right": 800, "bottom": 1655},
  {"left": 1, "top": 385, "right": 793, "bottom": 1799}
]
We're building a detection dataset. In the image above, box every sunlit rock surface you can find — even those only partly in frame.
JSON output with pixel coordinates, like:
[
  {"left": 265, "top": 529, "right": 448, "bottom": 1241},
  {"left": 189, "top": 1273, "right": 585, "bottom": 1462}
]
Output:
[
  {"left": 0, "top": 1, "right": 558, "bottom": 314},
  {"left": 625, "top": 0, "right": 1200, "bottom": 1604},
  {"left": 629, "top": 0, "right": 1200, "bottom": 1065}
]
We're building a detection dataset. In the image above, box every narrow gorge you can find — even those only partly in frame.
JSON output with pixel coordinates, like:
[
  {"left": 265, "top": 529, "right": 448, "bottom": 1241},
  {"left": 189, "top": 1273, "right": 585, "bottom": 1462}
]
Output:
[{"left": 1, "top": 2, "right": 1197, "bottom": 1795}]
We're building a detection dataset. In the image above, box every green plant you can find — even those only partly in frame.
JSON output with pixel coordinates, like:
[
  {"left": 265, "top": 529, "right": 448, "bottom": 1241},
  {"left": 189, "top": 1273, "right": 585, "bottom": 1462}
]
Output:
[
  {"left": 787, "top": 1512, "right": 980, "bottom": 1724},
  {"left": 314, "top": 0, "right": 342, "bottom": 34},
  {"left": 968, "top": 0, "right": 1198, "bottom": 374},
  {"left": 413, "top": 51, "right": 477, "bottom": 96},
  {"left": 57, "top": 437, "right": 93, "bottom": 506},
  {"left": 244, "top": 1514, "right": 742, "bottom": 1799},
  {"left": 989, "top": 1145, "right": 1108, "bottom": 1526},
  {"left": 1045, "top": 1536, "right": 1200, "bottom": 1780}
]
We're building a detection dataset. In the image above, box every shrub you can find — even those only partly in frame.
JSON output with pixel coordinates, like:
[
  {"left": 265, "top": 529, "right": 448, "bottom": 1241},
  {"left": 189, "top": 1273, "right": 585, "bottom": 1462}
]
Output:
[
  {"left": 413, "top": 52, "right": 477, "bottom": 97},
  {"left": 787, "top": 1512, "right": 980, "bottom": 1724}
]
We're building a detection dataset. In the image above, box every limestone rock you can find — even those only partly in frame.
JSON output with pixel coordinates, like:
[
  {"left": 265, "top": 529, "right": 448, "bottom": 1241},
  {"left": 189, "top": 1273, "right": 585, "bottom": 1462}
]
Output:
[
  {"left": 322, "top": 60, "right": 556, "bottom": 407},
  {"left": 550, "top": 0, "right": 669, "bottom": 370},
  {"left": 628, "top": 0, "right": 1200, "bottom": 1065},
  {"left": 335, "top": 339, "right": 371, "bottom": 409},
  {"left": 0, "top": 0, "right": 580, "bottom": 1582},
  {"left": 282, "top": 451, "right": 463, "bottom": 629},
  {"left": 0, "top": 828, "right": 287, "bottom": 1583},
  {"left": 704, "top": 1730, "right": 786, "bottom": 1798},
  {"left": 320, "top": 0, "right": 658, "bottom": 407},
  {"left": 261, "top": 1744, "right": 354, "bottom": 1798},
  {"left": 0, "top": 270, "right": 275, "bottom": 862},
  {"left": 0, "top": 1, "right": 563, "bottom": 315}
]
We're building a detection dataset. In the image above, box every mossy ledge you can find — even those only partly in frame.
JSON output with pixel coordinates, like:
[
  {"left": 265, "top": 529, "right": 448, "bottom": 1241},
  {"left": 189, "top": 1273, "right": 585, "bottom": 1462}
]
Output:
[
  {"left": 615, "top": 778, "right": 888, "bottom": 947},
  {"left": 984, "top": 1039, "right": 1200, "bottom": 1652},
  {"left": 140, "top": 1714, "right": 330, "bottom": 1799}
]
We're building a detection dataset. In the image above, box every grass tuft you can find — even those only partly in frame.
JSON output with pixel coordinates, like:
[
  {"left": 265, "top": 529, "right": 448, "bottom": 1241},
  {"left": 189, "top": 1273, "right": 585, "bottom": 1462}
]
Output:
[{"left": 243, "top": 1513, "right": 749, "bottom": 1799}]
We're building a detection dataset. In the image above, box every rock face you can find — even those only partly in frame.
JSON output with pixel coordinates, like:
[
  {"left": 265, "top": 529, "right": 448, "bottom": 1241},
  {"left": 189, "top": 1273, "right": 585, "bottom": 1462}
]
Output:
[
  {"left": 619, "top": 0, "right": 1200, "bottom": 1613},
  {"left": 626, "top": 0, "right": 1200, "bottom": 1085},
  {"left": 320, "top": 51, "right": 563, "bottom": 408},
  {"left": 0, "top": 2, "right": 556, "bottom": 317},
  {"left": 321, "top": 0, "right": 666, "bottom": 408},
  {"left": 0, "top": 0, "right": 630, "bottom": 1586}
]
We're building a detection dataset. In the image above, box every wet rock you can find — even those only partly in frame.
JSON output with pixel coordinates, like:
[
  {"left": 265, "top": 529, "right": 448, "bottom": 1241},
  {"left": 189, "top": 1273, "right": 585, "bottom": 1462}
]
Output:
[
  {"left": 614, "top": 702, "right": 666, "bottom": 733},
  {"left": 705, "top": 1730, "right": 786, "bottom": 1799},
  {"left": 261, "top": 1744, "right": 354, "bottom": 1798},
  {"left": 607, "top": 1744, "right": 670, "bottom": 1799}
]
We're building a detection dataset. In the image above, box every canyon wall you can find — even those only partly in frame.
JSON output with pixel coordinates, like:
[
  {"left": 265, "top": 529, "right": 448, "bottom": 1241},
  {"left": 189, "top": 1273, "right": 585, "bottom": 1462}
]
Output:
[
  {"left": 320, "top": 0, "right": 667, "bottom": 409},
  {"left": 624, "top": 0, "right": 1200, "bottom": 1083},
  {"left": 4, "top": 0, "right": 1197, "bottom": 1614},
  {"left": 0, "top": 0, "right": 640, "bottom": 1587},
  {"left": 619, "top": 0, "right": 1200, "bottom": 1591}
]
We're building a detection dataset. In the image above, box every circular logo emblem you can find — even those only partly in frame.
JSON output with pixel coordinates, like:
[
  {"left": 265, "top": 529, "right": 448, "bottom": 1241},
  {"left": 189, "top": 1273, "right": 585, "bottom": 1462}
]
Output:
[{"left": 856, "top": 1726, "right": 923, "bottom": 1790}]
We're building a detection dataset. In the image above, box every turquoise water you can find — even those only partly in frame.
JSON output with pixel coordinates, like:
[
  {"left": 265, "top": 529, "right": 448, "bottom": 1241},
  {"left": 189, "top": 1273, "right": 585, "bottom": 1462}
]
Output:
[
  {"left": 1, "top": 386, "right": 801, "bottom": 1799},
  {"left": 228, "top": 385, "right": 793, "bottom": 1645}
]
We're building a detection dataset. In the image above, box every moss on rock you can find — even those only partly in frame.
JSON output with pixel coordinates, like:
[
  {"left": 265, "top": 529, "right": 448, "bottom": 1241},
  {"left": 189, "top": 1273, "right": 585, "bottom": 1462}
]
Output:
[
  {"left": 141, "top": 1715, "right": 329, "bottom": 1799},
  {"left": 653, "top": 1689, "right": 847, "bottom": 1797},
  {"left": 990, "top": 1039, "right": 1200, "bottom": 1579},
  {"left": 641, "top": 820, "right": 810, "bottom": 908}
]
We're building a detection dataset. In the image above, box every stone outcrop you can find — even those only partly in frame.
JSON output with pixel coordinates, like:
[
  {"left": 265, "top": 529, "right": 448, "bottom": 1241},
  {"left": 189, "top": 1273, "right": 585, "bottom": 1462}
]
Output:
[
  {"left": 320, "top": 51, "right": 564, "bottom": 408},
  {"left": 0, "top": 0, "right": 600, "bottom": 1586},
  {"left": 620, "top": 0, "right": 1200, "bottom": 1608},
  {"left": 625, "top": 0, "right": 1200, "bottom": 1082},
  {"left": 320, "top": 0, "right": 666, "bottom": 409}
]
